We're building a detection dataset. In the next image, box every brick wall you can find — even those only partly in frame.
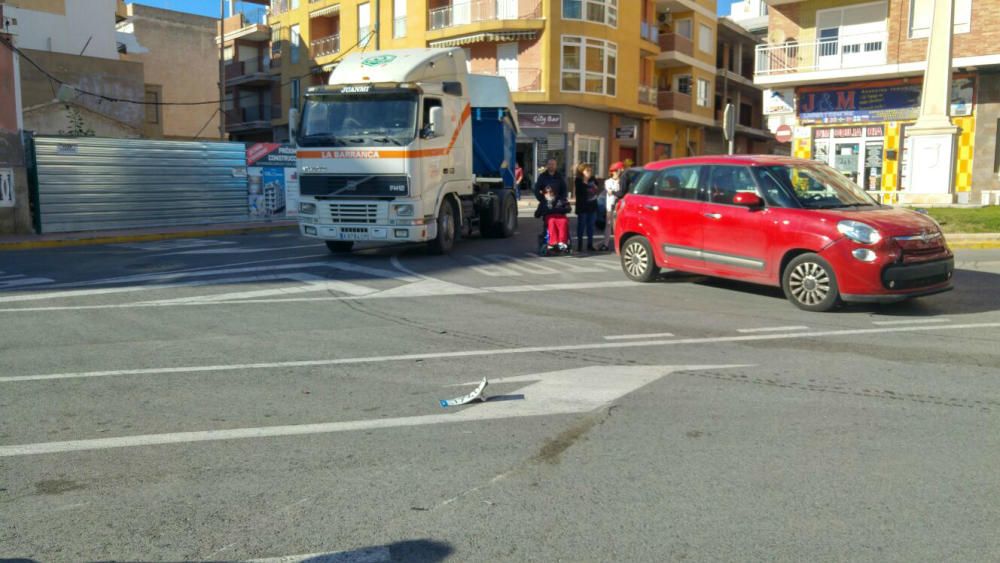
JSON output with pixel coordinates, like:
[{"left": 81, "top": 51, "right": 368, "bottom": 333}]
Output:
[{"left": 890, "top": 0, "right": 1000, "bottom": 63}]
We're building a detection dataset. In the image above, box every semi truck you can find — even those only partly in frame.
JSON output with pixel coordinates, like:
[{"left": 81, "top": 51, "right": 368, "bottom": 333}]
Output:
[{"left": 291, "top": 48, "right": 519, "bottom": 254}]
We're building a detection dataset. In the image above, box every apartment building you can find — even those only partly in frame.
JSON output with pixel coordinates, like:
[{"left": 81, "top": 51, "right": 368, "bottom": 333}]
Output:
[
  {"left": 755, "top": 0, "right": 1000, "bottom": 204},
  {"left": 219, "top": 0, "right": 278, "bottom": 142}
]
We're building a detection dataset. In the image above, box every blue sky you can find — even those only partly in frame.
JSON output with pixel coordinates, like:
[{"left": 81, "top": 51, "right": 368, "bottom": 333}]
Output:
[{"left": 135, "top": 1, "right": 738, "bottom": 18}]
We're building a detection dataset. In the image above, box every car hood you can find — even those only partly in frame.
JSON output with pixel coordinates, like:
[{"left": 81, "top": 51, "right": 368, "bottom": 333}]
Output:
[{"left": 817, "top": 206, "right": 941, "bottom": 237}]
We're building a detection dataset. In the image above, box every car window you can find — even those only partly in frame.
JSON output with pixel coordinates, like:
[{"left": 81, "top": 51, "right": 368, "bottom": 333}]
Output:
[
  {"left": 639, "top": 166, "right": 701, "bottom": 200},
  {"left": 707, "top": 166, "right": 757, "bottom": 205},
  {"left": 751, "top": 166, "right": 798, "bottom": 208}
]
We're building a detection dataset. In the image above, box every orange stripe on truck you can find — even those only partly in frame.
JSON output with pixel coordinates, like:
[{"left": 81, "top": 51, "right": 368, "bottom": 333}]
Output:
[{"left": 298, "top": 104, "right": 472, "bottom": 160}]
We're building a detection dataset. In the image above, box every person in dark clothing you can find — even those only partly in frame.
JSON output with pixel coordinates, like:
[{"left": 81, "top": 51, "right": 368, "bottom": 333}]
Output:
[
  {"left": 534, "top": 185, "right": 571, "bottom": 250},
  {"left": 533, "top": 158, "right": 568, "bottom": 202},
  {"left": 574, "top": 163, "right": 600, "bottom": 252}
]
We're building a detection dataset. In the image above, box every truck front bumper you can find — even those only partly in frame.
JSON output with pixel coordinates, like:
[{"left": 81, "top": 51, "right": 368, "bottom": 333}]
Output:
[{"left": 300, "top": 223, "right": 436, "bottom": 243}]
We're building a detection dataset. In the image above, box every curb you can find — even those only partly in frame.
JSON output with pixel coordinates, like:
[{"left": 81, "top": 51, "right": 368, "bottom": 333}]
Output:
[
  {"left": 945, "top": 233, "right": 1000, "bottom": 250},
  {"left": 0, "top": 223, "right": 297, "bottom": 251}
]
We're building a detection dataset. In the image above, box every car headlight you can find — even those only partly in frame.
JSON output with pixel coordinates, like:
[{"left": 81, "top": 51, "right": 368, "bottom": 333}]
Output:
[
  {"left": 299, "top": 202, "right": 317, "bottom": 215},
  {"left": 392, "top": 204, "right": 414, "bottom": 217},
  {"left": 837, "top": 220, "right": 881, "bottom": 245}
]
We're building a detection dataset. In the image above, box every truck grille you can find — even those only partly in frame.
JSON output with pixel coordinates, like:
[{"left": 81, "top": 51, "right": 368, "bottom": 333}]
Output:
[
  {"left": 300, "top": 175, "right": 409, "bottom": 197},
  {"left": 330, "top": 203, "right": 378, "bottom": 224}
]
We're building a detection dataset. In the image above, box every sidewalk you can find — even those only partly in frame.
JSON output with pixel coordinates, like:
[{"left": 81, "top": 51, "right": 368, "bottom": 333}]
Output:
[{"left": 0, "top": 220, "right": 297, "bottom": 251}]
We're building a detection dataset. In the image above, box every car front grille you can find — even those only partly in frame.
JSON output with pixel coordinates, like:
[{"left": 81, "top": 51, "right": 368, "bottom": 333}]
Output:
[{"left": 893, "top": 233, "right": 950, "bottom": 264}]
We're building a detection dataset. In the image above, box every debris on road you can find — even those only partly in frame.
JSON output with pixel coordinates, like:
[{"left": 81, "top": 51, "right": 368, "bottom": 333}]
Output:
[{"left": 440, "top": 377, "right": 489, "bottom": 408}]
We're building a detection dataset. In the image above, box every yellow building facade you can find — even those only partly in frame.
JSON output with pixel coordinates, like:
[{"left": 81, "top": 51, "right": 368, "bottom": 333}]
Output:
[{"left": 264, "top": 0, "right": 722, "bottom": 177}]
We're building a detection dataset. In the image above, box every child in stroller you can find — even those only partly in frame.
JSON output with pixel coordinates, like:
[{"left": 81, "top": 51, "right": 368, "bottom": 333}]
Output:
[{"left": 535, "top": 185, "right": 572, "bottom": 255}]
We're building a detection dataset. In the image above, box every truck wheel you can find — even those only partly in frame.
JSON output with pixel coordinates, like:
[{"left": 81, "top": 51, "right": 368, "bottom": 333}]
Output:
[
  {"left": 325, "top": 241, "right": 354, "bottom": 253},
  {"left": 498, "top": 193, "right": 517, "bottom": 238},
  {"left": 428, "top": 200, "right": 456, "bottom": 255}
]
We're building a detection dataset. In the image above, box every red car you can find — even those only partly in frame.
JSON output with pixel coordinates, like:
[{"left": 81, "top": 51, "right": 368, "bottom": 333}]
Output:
[{"left": 614, "top": 155, "right": 954, "bottom": 311}]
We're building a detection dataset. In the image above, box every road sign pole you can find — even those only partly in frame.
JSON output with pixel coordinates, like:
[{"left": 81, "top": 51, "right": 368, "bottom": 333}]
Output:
[{"left": 723, "top": 103, "right": 735, "bottom": 155}]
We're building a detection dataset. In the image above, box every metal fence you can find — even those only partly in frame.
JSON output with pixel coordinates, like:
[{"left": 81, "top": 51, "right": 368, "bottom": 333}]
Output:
[{"left": 29, "top": 136, "right": 249, "bottom": 233}]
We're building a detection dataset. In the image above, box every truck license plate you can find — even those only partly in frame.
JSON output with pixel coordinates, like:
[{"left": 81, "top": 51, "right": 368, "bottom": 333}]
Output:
[{"left": 339, "top": 231, "right": 368, "bottom": 240}]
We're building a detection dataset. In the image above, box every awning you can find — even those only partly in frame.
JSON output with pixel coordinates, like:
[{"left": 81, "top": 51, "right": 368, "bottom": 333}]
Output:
[
  {"left": 310, "top": 4, "right": 340, "bottom": 18},
  {"left": 429, "top": 31, "right": 537, "bottom": 48}
]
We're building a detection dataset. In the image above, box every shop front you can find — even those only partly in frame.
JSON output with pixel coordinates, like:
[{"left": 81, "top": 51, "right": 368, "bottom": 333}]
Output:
[{"left": 792, "top": 76, "right": 977, "bottom": 203}]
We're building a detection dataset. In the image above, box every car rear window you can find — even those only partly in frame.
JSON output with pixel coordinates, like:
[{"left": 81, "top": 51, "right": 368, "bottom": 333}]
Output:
[{"left": 634, "top": 166, "right": 702, "bottom": 200}]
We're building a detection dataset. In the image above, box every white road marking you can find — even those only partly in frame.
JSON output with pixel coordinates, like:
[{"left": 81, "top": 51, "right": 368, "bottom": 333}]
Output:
[
  {"left": 3, "top": 322, "right": 999, "bottom": 384},
  {"left": 0, "top": 276, "right": 56, "bottom": 289},
  {"left": 604, "top": 332, "right": 675, "bottom": 340},
  {"left": 466, "top": 255, "right": 522, "bottom": 276},
  {"left": 525, "top": 252, "right": 604, "bottom": 273},
  {"left": 483, "top": 280, "right": 635, "bottom": 293},
  {"left": 138, "top": 274, "right": 378, "bottom": 304},
  {"left": 485, "top": 254, "right": 560, "bottom": 275},
  {"left": 737, "top": 325, "right": 810, "bottom": 333},
  {"left": 163, "top": 243, "right": 320, "bottom": 256},
  {"left": 871, "top": 318, "right": 951, "bottom": 326},
  {"left": 0, "top": 365, "right": 741, "bottom": 456},
  {"left": 249, "top": 547, "right": 391, "bottom": 563},
  {"left": 113, "top": 239, "right": 235, "bottom": 251}
]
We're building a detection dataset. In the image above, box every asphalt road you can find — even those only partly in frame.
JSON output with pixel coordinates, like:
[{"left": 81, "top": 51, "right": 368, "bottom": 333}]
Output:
[{"left": 2, "top": 218, "right": 1000, "bottom": 562}]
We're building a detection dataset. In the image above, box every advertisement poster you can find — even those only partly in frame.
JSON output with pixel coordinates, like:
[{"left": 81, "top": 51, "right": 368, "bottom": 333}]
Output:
[
  {"left": 797, "top": 76, "right": 975, "bottom": 124},
  {"left": 246, "top": 143, "right": 298, "bottom": 218}
]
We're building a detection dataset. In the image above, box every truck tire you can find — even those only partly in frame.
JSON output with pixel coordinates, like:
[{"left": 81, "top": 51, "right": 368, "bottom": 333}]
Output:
[
  {"left": 325, "top": 241, "right": 354, "bottom": 253},
  {"left": 481, "top": 192, "right": 516, "bottom": 238},
  {"left": 428, "top": 199, "right": 457, "bottom": 255}
]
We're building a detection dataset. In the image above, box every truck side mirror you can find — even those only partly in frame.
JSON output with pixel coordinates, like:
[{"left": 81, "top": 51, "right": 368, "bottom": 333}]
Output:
[
  {"left": 428, "top": 106, "right": 444, "bottom": 138},
  {"left": 288, "top": 108, "right": 300, "bottom": 146}
]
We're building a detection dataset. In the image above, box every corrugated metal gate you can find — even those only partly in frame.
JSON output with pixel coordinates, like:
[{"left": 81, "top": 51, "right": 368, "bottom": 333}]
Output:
[{"left": 29, "top": 136, "right": 249, "bottom": 233}]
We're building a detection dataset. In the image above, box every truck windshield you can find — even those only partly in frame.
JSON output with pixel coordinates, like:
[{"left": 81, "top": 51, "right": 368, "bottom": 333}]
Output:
[
  {"left": 298, "top": 93, "right": 418, "bottom": 147},
  {"left": 751, "top": 164, "right": 880, "bottom": 209}
]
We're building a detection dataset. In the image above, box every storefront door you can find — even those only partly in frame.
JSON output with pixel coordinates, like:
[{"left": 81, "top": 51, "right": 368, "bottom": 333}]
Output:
[{"left": 813, "top": 126, "right": 884, "bottom": 190}]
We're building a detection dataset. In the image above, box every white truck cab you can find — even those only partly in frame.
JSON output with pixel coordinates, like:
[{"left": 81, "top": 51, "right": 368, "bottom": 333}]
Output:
[{"left": 292, "top": 48, "right": 519, "bottom": 254}]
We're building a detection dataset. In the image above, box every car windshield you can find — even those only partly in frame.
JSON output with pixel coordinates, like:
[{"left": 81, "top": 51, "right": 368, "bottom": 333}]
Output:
[
  {"left": 751, "top": 164, "right": 879, "bottom": 209},
  {"left": 298, "top": 93, "right": 418, "bottom": 147}
]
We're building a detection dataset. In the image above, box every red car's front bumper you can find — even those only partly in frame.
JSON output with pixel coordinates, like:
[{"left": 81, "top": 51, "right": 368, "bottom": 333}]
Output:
[{"left": 820, "top": 237, "right": 954, "bottom": 303}]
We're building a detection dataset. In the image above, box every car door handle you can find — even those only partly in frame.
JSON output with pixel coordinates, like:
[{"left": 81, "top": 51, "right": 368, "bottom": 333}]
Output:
[
  {"left": 643, "top": 204, "right": 660, "bottom": 211},
  {"left": 704, "top": 213, "right": 722, "bottom": 219}
]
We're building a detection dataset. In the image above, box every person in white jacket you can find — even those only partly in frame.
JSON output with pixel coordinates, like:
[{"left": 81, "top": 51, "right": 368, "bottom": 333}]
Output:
[{"left": 599, "top": 161, "right": 625, "bottom": 251}]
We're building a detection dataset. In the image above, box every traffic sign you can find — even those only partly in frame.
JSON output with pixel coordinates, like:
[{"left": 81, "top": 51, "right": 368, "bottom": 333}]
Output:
[{"left": 775, "top": 125, "right": 793, "bottom": 143}]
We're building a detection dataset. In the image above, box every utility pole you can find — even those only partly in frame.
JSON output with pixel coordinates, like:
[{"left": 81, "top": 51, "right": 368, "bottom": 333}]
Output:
[
  {"left": 218, "top": 0, "right": 226, "bottom": 139},
  {"left": 374, "top": 0, "right": 380, "bottom": 50}
]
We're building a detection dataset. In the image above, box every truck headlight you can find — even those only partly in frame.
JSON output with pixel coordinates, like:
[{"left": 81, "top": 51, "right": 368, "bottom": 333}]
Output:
[
  {"left": 837, "top": 220, "right": 881, "bottom": 245},
  {"left": 392, "top": 204, "right": 414, "bottom": 217},
  {"left": 300, "top": 202, "right": 317, "bottom": 215}
]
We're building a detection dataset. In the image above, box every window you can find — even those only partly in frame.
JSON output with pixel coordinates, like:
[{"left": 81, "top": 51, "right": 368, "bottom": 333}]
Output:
[
  {"left": 910, "top": 0, "right": 971, "bottom": 37},
  {"left": 291, "top": 0, "right": 299, "bottom": 8},
  {"left": 358, "top": 2, "right": 372, "bottom": 46},
  {"left": 291, "top": 78, "right": 301, "bottom": 111},
  {"left": 290, "top": 24, "right": 300, "bottom": 64},
  {"left": 561, "top": 36, "right": 617, "bottom": 96},
  {"left": 271, "top": 27, "right": 281, "bottom": 58},
  {"left": 640, "top": 166, "right": 701, "bottom": 200},
  {"left": 144, "top": 89, "right": 160, "bottom": 124},
  {"left": 675, "top": 18, "right": 692, "bottom": 39},
  {"left": 393, "top": 0, "right": 407, "bottom": 38},
  {"left": 698, "top": 23, "right": 713, "bottom": 54},
  {"left": 696, "top": 78, "right": 710, "bottom": 107},
  {"left": 707, "top": 166, "right": 757, "bottom": 205},
  {"left": 676, "top": 74, "right": 692, "bottom": 95},
  {"left": 563, "top": 0, "right": 618, "bottom": 27},
  {"left": 576, "top": 136, "right": 603, "bottom": 175}
]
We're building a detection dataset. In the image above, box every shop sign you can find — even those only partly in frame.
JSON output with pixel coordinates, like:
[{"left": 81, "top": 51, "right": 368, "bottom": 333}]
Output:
[
  {"left": 815, "top": 126, "right": 885, "bottom": 139},
  {"left": 764, "top": 88, "right": 795, "bottom": 115},
  {"left": 519, "top": 113, "right": 562, "bottom": 129},
  {"left": 615, "top": 126, "right": 637, "bottom": 140},
  {"left": 797, "top": 77, "right": 974, "bottom": 124}
]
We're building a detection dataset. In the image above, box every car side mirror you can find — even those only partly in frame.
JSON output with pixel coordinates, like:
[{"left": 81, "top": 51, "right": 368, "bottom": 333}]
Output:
[
  {"left": 733, "top": 192, "right": 764, "bottom": 209},
  {"left": 427, "top": 106, "right": 444, "bottom": 138}
]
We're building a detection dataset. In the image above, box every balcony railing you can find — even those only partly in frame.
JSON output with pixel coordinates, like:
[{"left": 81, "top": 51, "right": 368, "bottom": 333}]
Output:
[
  {"left": 270, "top": 0, "right": 289, "bottom": 15},
  {"left": 658, "top": 32, "right": 693, "bottom": 56},
  {"left": 638, "top": 84, "right": 658, "bottom": 106},
  {"left": 311, "top": 34, "right": 340, "bottom": 57},
  {"left": 225, "top": 104, "right": 281, "bottom": 130},
  {"left": 640, "top": 21, "right": 659, "bottom": 44},
  {"left": 755, "top": 32, "right": 888, "bottom": 76},
  {"left": 489, "top": 67, "right": 542, "bottom": 92},
  {"left": 658, "top": 91, "right": 692, "bottom": 112},
  {"left": 428, "top": 0, "right": 542, "bottom": 30},
  {"left": 225, "top": 57, "right": 271, "bottom": 80}
]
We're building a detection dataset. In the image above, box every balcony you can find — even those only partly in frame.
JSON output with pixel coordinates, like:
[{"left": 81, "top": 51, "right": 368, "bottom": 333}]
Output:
[
  {"left": 225, "top": 57, "right": 277, "bottom": 86},
  {"left": 639, "top": 84, "right": 658, "bottom": 106},
  {"left": 755, "top": 32, "right": 888, "bottom": 79},
  {"left": 488, "top": 67, "right": 542, "bottom": 92},
  {"left": 225, "top": 104, "right": 280, "bottom": 132},
  {"left": 311, "top": 34, "right": 340, "bottom": 57},
  {"left": 658, "top": 91, "right": 692, "bottom": 113},
  {"left": 428, "top": 0, "right": 542, "bottom": 30}
]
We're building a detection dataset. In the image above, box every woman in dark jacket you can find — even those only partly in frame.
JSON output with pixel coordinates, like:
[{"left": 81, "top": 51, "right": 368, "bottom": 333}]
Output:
[{"left": 574, "top": 163, "right": 600, "bottom": 252}]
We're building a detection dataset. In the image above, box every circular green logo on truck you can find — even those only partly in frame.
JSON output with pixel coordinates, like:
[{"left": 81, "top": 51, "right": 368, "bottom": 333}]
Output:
[{"left": 361, "top": 54, "right": 397, "bottom": 67}]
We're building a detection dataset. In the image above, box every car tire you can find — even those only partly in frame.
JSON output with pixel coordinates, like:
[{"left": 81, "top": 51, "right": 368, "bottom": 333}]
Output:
[
  {"left": 325, "top": 241, "right": 354, "bottom": 253},
  {"left": 782, "top": 253, "right": 841, "bottom": 312},
  {"left": 620, "top": 236, "right": 659, "bottom": 283},
  {"left": 428, "top": 199, "right": 457, "bottom": 255}
]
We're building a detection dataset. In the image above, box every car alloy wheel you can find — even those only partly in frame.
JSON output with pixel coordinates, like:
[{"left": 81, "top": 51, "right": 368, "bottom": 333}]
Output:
[
  {"left": 620, "top": 236, "right": 659, "bottom": 283},
  {"left": 788, "top": 261, "right": 831, "bottom": 306}
]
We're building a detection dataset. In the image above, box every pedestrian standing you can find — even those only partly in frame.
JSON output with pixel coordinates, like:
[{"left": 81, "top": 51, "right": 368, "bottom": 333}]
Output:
[
  {"left": 599, "top": 161, "right": 625, "bottom": 251},
  {"left": 514, "top": 162, "right": 524, "bottom": 201},
  {"left": 574, "top": 163, "right": 599, "bottom": 252},
  {"left": 534, "top": 158, "right": 568, "bottom": 202}
]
